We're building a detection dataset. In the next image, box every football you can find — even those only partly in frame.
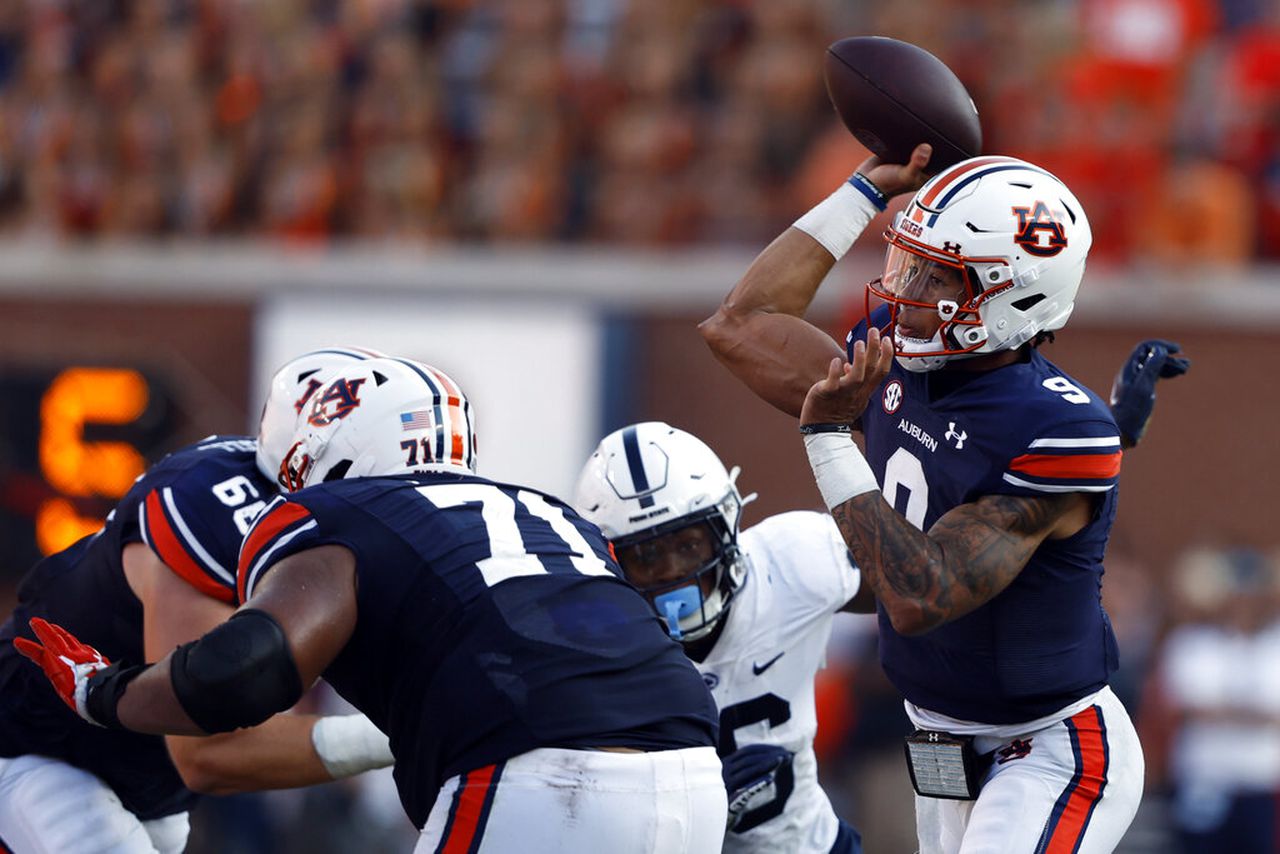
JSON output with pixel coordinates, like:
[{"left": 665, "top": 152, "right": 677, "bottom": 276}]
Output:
[{"left": 824, "top": 36, "right": 982, "bottom": 173}]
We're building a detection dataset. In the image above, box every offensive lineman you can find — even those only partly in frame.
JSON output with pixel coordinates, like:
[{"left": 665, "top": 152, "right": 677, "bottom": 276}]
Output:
[
  {"left": 17, "top": 357, "right": 728, "bottom": 853},
  {"left": 0, "top": 347, "right": 393, "bottom": 853},
  {"left": 575, "top": 422, "right": 866, "bottom": 854}
]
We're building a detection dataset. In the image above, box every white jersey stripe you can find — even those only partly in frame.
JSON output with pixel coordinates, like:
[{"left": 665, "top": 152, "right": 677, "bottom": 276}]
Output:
[
  {"left": 1002, "top": 473, "right": 1115, "bottom": 493},
  {"left": 243, "top": 519, "right": 319, "bottom": 598},
  {"left": 1028, "top": 437, "right": 1120, "bottom": 449},
  {"left": 161, "top": 487, "right": 235, "bottom": 584}
]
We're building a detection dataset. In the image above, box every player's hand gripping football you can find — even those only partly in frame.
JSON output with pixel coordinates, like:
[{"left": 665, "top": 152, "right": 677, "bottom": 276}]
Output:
[
  {"left": 13, "top": 617, "right": 114, "bottom": 726},
  {"left": 800, "top": 326, "right": 896, "bottom": 429},
  {"left": 1109, "top": 338, "right": 1190, "bottom": 448},
  {"left": 857, "top": 142, "right": 933, "bottom": 200}
]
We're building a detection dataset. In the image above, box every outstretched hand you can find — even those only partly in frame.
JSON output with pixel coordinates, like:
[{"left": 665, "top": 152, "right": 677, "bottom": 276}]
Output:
[
  {"left": 1109, "top": 338, "right": 1190, "bottom": 447},
  {"left": 858, "top": 143, "right": 933, "bottom": 199},
  {"left": 13, "top": 617, "right": 112, "bottom": 724},
  {"left": 800, "top": 327, "right": 896, "bottom": 427}
]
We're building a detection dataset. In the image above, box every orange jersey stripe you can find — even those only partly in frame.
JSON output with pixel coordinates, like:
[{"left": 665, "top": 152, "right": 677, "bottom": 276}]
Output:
[
  {"left": 439, "top": 764, "right": 499, "bottom": 854},
  {"left": 1043, "top": 707, "right": 1109, "bottom": 854},
  {"left": 143, "top": 491, "right": 235, "bottom": 604},
  {"left": 1008, "top": 451, "right": 1121, "bottom": 480},
  {"left": 237, "top": 502, "right": 312, "bottom": 601}
]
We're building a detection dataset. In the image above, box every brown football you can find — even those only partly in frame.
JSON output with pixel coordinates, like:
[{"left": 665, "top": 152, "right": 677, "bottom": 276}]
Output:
[{"left": 824, "top": 36, "right": 982, "bottom": 173}]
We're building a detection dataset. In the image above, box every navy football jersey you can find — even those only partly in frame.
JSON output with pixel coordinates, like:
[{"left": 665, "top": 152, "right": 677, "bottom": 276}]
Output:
[
  {"left": 237, "top": 472, "right": 719, "bottom": 828},
  {"left": 849, "top": 311, "right": 1122, "bottom": 724},
  {"left": 0, "top": 436, "right": 274, "bottom": 819}
]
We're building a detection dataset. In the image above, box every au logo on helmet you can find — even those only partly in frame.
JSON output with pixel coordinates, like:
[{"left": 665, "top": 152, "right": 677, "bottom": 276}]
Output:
[
  {"left": 307, "top": 378, "right": 366, "bottom": 426},
  {"left": 1011, "top": 201, "right": 1068, "bottom": 257}
]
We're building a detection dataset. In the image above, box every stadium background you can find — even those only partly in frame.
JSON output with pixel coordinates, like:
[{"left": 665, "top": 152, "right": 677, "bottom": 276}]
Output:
[{"left": 0, "top": 1, "right": 1277, "bottom": 851}]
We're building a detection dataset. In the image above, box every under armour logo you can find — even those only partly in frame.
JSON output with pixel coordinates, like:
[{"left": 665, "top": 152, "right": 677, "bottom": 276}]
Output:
[
  {"left": 996, "top": 738, "right": 1033, "bottom": 764},
  {"left": 942, "top": 240, "right": 963, "bottom": 255},
  {"left": 945, "top": 421, "right": 967, "bottom": 449}
]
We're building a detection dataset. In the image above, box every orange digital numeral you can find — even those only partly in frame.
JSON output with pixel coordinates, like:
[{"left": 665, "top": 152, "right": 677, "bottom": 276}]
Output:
[{"left": 36, "top": 367, "right": 150, "bottom": 554}]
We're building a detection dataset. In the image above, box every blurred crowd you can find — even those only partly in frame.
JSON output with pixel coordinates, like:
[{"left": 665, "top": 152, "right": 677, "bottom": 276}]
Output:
[{"left": 0, "top": 0, "right": 1277, "bottom": 263}]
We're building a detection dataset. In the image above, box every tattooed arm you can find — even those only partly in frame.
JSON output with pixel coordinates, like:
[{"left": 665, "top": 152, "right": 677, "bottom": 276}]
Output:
[
  {"left": 830, "top": 489, "right": 1091, "bottom": 635},
  {"left": 798, "top": 337, "right": 1095, "bottom": 635}
]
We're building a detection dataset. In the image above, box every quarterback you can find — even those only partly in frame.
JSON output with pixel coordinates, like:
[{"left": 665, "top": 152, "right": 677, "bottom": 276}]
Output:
[{"left": 701, "top": 144, "right": 1179, "bottom": 853}]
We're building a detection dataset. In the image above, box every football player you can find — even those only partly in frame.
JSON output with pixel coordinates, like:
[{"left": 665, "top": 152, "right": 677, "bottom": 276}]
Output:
[
  {"left": 0, "top": 347, "right": 394, "bottom": 854},
  {"left": 16, "top": 357, "right": 728, "bottom": 853},
  {"left": 574, "top": 422, "right": 865, "bottom": 853},
  {"left": 701, "top": 145, "right": 1186, "bottom": 853}
]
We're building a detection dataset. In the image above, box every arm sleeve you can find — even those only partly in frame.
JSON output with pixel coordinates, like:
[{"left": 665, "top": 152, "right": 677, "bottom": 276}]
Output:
[
  {"left": 139, "top": 482, "right": 241, "bottom": 604},
  {"left": 236, "top": 496, "right": 322, "bottom": 601},
  {"left": 999, "top": 417, "right": 1122, "bottom": 496}
]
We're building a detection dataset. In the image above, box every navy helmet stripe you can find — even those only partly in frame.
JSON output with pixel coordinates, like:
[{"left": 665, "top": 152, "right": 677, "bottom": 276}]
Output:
[
  {"left": 621, "top": 425, "right": 655, "bottom": 508},
  {"left": 926, "top": 164, "right": 1058, "bottom": 227},
  {"left": 304, "top": 348, "right": 376, "bottom": 359},
  {"left": 391, "top": 358, "right": 450, "bottom": 464}
]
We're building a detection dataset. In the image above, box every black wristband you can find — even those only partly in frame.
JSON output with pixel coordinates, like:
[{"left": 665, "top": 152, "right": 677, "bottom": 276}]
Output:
[
  {"left": 799, "top": 422, "right": 856, "bottom": 435},
  {"left": 85, "top": 662, "right": 150, "bottom": 729}
]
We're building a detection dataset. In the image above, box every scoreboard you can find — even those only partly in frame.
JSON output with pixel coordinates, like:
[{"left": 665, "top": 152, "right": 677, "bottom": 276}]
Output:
[
  {"left": 0, "top": 366, "right": 177, "bottom": 572},
  {"left": 0, "top": 298, "right": 255, "bottom": 581}
]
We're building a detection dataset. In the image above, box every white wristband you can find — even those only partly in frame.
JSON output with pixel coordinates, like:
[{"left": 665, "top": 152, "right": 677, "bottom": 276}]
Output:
[
  {"left": 312, "top": 714, "right": 394, "bottom": 779},
  {"left": 804, "top": 433, "right": 879, "bottom": 510},
  {"left": 792, "top": 178, "right": 882, "bottom": 261}
]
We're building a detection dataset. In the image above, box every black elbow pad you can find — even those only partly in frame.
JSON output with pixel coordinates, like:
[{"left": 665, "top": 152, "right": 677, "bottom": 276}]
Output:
[{"left": 170, "top": 609, "right": 304, "bottom": 734}]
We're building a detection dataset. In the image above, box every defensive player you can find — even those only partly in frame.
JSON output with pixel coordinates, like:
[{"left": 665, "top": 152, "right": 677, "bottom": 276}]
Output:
[
  {"left": 0, "top": 347, "right": 393, "bottom": 854},
  {"left": 701, "top": 145, "right": 1180, "bottom": 853},
  {"left": 17, "top": 357, "right": 728, "bottom": 853},
  {"left": 575, "top": 422, "right": 865, "bottom": 853}
]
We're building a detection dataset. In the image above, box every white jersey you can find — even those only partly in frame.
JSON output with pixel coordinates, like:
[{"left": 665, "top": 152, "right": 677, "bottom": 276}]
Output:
[{"left": 696, "top": 511, "right": 861, "bottom": 853}]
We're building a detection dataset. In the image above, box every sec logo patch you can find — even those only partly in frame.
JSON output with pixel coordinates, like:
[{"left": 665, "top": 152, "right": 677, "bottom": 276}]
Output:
[{"left": 883, "top": 379, "right": 904, "bottom": 414}]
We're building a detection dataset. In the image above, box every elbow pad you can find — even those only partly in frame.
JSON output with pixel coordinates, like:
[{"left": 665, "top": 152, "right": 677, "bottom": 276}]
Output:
[{"left": 170, "top": 609, "right": 304, "bottom": 734}]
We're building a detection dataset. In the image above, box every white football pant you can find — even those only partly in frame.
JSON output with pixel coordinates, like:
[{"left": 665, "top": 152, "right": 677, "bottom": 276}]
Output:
[
  {"left": 416, "top": 745, "right": 727, "bottom": 854},
  {"left": 914, "top": 687, "right": 1143, "bottom": 854},
  {"left": 0, "top": 754, "right": 188, "bottom": 854}
]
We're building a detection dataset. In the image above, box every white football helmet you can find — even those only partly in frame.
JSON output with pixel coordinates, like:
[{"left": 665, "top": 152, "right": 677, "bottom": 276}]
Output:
[
  {"left": 279, "top": 357, "right": 476, "bottom": 491},
  {"left": 256, "top": 347, "right": 386, "bottom": 482},
  {"left": 573, "top": 422, "right": 756, "bottom": 643},
  {"left": 867, "top": 155, "right": 1093, "bottom": 372}
]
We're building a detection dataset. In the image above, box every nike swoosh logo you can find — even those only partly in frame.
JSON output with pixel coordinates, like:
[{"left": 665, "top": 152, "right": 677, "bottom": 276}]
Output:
[{"left": 752, "top": 652, "right": 785, "bottom": 676}]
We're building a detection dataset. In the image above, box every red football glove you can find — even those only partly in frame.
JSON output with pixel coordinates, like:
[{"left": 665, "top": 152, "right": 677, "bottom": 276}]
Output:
[{"left": 13, "top": 617, "right": 112, "bottom": 725}]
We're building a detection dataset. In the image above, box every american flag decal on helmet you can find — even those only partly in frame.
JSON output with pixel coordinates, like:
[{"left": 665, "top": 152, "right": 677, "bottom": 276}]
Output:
[
  {"left": 400, "top": 410, "right": 433, "bottom": 431},
  {"left": 391, "top": 359, "right": 475, "bottom": 471}
]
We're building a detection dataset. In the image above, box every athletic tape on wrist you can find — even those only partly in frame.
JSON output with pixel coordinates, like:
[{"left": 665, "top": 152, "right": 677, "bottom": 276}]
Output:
[
  {"left": 804, "top": 433, "right": 879, "bottom": 509},
  {"left": 312, "top": 714, "right": 395, "bottom": 779},
  {"left": 792, "top": 177, "right": 882, "bottom": 261}
]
